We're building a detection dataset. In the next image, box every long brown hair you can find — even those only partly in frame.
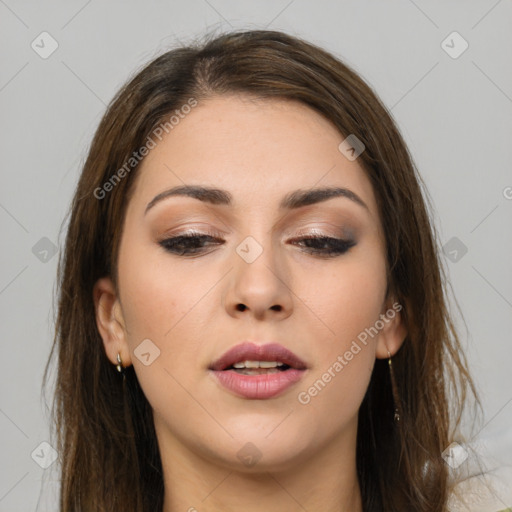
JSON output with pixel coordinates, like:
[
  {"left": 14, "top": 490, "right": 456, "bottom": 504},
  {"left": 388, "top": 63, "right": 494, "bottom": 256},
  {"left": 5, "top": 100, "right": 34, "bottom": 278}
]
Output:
[{"left": 43, "top": 28, "right": 478, "bottom": 511}]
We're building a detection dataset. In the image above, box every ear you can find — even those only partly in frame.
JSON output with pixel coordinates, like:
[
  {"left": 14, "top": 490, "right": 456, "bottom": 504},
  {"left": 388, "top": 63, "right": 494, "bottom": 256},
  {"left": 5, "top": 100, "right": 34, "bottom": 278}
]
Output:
[
  {"left": 375, "top": 297, "right": 408, "bottom": 359},
  {"left": 93, "top": 276, "right": 132, "bottom": 368}
]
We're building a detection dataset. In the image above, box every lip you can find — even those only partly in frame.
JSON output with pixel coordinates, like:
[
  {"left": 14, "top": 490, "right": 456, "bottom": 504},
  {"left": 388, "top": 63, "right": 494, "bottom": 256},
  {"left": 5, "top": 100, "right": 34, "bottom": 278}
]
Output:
[
  {"left": 208, "top": 341, "right": 308, "bottom": 400},
  {"left": 209, "top": 341, "right": 308, "bottom": 371}
]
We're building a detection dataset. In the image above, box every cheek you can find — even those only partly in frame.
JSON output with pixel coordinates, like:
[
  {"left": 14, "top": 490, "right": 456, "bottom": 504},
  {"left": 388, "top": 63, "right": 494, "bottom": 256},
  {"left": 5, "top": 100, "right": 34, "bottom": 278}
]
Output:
[
  {"left": 117, "top": 246, "right": 216, "bottom": 425},
  {"left": 295, "top": 249, "right": 386, "bottom": 415},
  {"left": 305, "top": 247, "right": 388, "bottom": 346},
  {"left": 116, "top": 235, "right": 211, "bottom": 374}
]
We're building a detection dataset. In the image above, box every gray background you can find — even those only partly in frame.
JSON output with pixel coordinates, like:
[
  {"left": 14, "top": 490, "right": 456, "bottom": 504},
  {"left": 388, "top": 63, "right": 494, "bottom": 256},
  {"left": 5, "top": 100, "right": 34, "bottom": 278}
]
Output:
[{"left": 1, "top": 1, "right": 511, "bottom": 510}]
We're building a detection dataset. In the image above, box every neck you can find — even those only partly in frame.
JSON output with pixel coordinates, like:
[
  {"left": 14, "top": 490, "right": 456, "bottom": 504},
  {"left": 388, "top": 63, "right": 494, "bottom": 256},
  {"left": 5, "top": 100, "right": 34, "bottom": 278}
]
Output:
[{"left": 158, "top": 418, "right": 363, "bottom": 512}]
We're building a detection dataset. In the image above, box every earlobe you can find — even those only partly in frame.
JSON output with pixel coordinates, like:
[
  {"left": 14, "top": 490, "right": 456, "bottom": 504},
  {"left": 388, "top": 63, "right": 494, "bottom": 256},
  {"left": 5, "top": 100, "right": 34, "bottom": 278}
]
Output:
[
  {"left": 93, "top": 276, "right": 132, "bottom": 367},
  {"left": 375, "top": 299, "right": 408, "bottom": 359}
]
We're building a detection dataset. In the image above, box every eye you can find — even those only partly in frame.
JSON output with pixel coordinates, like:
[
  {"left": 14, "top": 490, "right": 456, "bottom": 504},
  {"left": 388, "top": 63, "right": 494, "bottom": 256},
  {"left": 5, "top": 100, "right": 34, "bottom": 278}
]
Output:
[
  {"left": 158, "top": 232, "right": 224, "bottom": 256},
  {"left": 289, "top": 234, "right": 356, "bottom": 257},
  {"left": 158, "top": 232, "right": 356, "bottom": 258}
]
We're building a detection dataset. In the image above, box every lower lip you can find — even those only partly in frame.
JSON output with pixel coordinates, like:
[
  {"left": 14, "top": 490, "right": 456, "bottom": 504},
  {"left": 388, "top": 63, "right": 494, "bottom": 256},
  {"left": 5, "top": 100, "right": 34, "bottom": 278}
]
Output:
[{"left": 210, "top": 368, "right": 306, "bottom": 399}]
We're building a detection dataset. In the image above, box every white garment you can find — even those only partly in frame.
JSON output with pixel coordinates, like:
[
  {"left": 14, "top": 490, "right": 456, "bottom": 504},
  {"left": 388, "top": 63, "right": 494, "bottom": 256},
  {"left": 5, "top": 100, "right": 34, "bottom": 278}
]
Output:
[{"left": 447, "top": 465, "right": 512, "bottom": 512}]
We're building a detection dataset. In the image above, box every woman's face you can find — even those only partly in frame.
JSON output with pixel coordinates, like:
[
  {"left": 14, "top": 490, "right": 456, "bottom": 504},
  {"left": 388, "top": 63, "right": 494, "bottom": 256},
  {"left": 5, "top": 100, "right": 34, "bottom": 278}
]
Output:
[{"left": 95, "top": 94, "right": 406, "bottom": 471}]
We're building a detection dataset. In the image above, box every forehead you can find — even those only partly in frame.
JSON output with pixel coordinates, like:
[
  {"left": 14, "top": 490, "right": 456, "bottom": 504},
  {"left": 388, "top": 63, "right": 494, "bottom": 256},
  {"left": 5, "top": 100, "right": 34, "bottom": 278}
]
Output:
[{"left": 128, "top": 94, "right": 379, "bottom": 220}]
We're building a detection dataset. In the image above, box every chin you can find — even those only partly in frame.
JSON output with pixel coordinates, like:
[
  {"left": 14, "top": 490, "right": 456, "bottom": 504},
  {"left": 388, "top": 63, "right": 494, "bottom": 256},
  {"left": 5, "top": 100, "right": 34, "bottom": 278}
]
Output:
[{"left": 208, "top": 430, "right": 315, "bottom": 473}]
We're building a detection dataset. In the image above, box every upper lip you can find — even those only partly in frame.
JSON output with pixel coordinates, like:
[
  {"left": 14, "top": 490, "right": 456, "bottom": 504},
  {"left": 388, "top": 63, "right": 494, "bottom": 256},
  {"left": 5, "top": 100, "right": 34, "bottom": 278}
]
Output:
[{"left": 209, "top": 342, "right": 308, "bottom": 371}]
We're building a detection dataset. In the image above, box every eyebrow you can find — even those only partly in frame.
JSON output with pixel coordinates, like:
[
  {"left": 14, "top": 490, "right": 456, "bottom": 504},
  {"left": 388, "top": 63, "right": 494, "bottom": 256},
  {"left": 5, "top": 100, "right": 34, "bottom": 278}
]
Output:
[{"left": 144, "top": 184, "right": 369, "bottom": 215}]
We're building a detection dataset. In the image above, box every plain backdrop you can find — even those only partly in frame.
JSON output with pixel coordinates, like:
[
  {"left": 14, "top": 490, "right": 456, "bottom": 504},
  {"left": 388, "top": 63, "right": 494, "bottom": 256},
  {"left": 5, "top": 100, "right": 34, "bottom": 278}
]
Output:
[{"left": 0, "top": 1, "right": 511, "bottom": 510}]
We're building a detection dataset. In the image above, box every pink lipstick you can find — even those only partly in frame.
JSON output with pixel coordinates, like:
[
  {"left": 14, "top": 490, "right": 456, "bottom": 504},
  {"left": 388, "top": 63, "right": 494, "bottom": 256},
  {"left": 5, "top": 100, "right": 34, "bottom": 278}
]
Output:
[{"left": 208, "top": 342, "right": 307, "bottom": 399}]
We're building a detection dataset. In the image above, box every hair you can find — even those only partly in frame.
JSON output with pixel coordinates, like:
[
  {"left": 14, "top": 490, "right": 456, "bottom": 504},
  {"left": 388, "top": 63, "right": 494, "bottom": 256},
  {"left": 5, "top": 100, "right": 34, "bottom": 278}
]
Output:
[{"left": 43, "top": 28, "right": 479, "bottom": 511}]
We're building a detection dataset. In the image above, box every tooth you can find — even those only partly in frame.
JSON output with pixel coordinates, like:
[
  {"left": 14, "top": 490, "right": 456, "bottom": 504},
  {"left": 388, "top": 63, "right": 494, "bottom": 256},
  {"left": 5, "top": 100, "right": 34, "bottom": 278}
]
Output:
[
  {"left": 231, "top": 360, "right": 283, "bottom": 369},
  {"left": 258, "top": 361, "right": 279, "bottom": 368},
  {"left": 237, "top": 368, "right": 281, "bottom": 375}
]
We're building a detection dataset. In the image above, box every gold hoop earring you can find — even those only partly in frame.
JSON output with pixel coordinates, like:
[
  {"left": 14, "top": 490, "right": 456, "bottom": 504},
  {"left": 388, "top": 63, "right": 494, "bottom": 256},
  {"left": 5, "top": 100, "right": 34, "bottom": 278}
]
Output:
[{"left": 388, "top": 350, "right": 401, "bottom": 424}]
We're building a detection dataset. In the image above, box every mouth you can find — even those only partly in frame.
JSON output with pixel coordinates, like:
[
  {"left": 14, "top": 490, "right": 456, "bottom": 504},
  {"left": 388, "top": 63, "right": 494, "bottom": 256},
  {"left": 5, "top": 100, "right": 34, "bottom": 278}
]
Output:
[
  {"left": 208, "top": 341, "right": 308, "bottom": 372},
  {"left": 208, "top": 341, "right": 308, "bottom": 399},
  {"left": 224, "top": 360, "right": 291, "bottom": 375}
]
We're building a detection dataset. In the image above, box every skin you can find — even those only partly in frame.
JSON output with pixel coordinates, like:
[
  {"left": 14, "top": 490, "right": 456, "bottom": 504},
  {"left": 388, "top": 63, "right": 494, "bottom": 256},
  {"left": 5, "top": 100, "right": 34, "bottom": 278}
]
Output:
[{"left": 94, "top": 94, "right": 407, "bottom": 512}]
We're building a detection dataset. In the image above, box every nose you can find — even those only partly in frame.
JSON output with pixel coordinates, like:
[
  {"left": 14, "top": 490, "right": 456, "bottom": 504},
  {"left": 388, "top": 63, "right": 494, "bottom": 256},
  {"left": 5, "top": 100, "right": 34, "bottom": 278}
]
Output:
[{"left": 223, "top": 237, "right": 294, "bottom": 322}]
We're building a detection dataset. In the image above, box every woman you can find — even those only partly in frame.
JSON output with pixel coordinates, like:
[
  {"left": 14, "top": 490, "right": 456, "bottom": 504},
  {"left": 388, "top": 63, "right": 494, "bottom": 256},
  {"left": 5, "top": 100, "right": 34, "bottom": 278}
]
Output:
[{"left": 43, "top": 29, "right": 483, "bottom": 511}]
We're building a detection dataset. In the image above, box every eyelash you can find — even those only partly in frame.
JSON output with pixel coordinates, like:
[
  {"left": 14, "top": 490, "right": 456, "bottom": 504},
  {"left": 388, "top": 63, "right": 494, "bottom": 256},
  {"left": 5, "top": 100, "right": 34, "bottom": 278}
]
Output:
[{"left": 158, "top": 232, "right": 356, "bottom": 257}]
